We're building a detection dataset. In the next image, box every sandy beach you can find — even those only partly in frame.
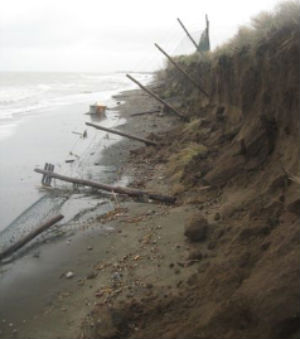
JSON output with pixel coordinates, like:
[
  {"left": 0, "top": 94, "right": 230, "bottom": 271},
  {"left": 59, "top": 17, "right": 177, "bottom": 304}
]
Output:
[{"left": 0, "top": 86, "right": 186, "bottom": 338}]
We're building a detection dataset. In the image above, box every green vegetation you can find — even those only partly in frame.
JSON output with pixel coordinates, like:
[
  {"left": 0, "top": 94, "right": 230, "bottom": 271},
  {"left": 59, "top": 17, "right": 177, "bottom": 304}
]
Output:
[{"left": 168, "top": 142, "right": 208, "bottom": 183}]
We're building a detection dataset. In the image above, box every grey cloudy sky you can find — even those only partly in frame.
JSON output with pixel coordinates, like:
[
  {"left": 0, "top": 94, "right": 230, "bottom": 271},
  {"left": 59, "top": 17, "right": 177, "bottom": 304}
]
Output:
[{"left": 0, "top": 0, "right": 281, "bottom": 72}]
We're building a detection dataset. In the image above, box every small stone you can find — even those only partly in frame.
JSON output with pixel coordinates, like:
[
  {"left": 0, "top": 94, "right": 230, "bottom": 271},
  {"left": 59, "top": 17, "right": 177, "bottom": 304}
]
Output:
[
  {"left": 111, "top": 272, "right": 121, "bottom": 281},
  {"left": 8, "top": 323, "right": 13, "bottom": 327},
  {"left": 169, "top": 263, "right": 174, "bottom": 268},
  {"left": 188, "top": 250, "right": 203, "bottom": 261},
  {"left": 87, "top": 246, "right": 93, "bottom": 251},
  {"left": 65, "top": 271, "right": 74, "bottom": 279},
  {"left": 214, "top": 212, "right": 221, "bottom": 221},
  {"left": 146, "top": 283, "right": 153, "bottom": 289},
  {"left": 86, "top": 272, "right": 97, "bottom": 280},
  {"left": 184, "top": 214, "right": 209, "bottom": 242}
]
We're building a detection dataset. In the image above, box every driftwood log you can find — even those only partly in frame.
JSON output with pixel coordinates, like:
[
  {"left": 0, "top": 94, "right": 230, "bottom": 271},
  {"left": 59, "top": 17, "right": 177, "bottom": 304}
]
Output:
[
  {"left": 85, "top": 122, "right": 157, "bottom": 146},
  {"left": 34, "top": 169, "right": 176, "bottom": 204},
  {"left": 0, "top": 214, "right": 64, "bottom": 261},
  {"left": 126, "top": 74, "right": 187, "bottom": 121},
  {"left": 154, "top": 43, "right": 209, "bottom": 98}
]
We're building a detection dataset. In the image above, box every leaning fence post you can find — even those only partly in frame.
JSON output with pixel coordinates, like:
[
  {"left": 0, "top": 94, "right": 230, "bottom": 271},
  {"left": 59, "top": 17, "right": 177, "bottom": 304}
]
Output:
[
  {"left": 126, "top": 74, "right": 188, "bottom": 121},
  {"left": 154, "top": 43, "right": 209, "bottom": 98},
  {"left": 177, "top": 18, "right": 200, "bottom": 52}
]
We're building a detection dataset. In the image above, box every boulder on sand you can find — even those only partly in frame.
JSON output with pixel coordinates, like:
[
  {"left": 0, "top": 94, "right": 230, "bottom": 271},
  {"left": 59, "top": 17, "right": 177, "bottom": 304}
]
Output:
[{"left": 184, "top": 214, "right": 209, "bottom": 242}]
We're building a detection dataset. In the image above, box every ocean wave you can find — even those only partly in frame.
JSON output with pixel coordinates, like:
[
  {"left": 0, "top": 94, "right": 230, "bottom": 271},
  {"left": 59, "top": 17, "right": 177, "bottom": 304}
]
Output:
[{"left": 0, "top": 72, "right": 153, "bottom": 125}]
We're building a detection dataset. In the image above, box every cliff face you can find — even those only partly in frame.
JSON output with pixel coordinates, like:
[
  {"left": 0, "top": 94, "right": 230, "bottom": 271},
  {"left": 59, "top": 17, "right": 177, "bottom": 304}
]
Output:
[
  {"left": 83, "top": 17, "right": 300, "bottom": 339},
  {"left": 136, "top": 22, "right": 300, "bottom": 339}
]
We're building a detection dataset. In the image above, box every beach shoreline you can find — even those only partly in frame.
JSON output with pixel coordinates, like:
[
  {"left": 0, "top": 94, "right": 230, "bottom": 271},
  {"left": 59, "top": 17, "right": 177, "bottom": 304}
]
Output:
[{"left": 0, "top": 85, "right": 186, "bottom": 339}]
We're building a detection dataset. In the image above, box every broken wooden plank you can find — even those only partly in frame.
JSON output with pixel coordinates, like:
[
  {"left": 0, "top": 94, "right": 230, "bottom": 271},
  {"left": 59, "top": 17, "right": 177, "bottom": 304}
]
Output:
[
  {"left": 0, "top": 214, "right": 64, "bottom": 261},
  {"left": 130, "top": 109, "right": 161, "bottom": 117},
  {"left": 126, "top": 74, "right": 187, "bottom": 121},
  {"left": 85, "top": 122, "right": 157, "bottom": 146},
  {"left": 154, "top": 43, "right": 209, "bottom": 97},
  {"left": 177, "top": 18, "right": 200, "bottom": 52},
  {"left": 34, "top": 168, "right": 176, "bottom": 204}
]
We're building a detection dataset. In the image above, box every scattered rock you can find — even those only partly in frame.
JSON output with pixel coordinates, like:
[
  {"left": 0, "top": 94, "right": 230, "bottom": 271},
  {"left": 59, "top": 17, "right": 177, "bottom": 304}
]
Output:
[
  {"left": 87, "top": 272, "right": 97, "bottom": 280},
  {"left": 87, "top": 246, "right": 93, "bottom": 251},
  {"left": 65, "top": 271, "right": 74, "bottom": 279},
  {"left": 214, "top": 212, "right": 221, "bottom": 221},
  {"left": 184, "top": 214, "right": 209, "bottom": 242},
  {"left": 111, "top": 272, "right": 122, "bottom": 281},
  {"left": 287, "top": 199, "right": 300, "bottom": 215},
  {"left": 188, "top": 250, "right": 203, "bottom": 261},
  {"left": 208, "top": 240, "right": 217, "bottom": 250}
]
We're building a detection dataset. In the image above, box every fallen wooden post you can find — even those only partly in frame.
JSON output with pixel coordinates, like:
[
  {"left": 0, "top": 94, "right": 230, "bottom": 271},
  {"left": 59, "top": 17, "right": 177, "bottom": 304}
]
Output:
[
  {"left": 85, "top": 122, "right": 157, "bottom": 146},
  {"left": 154, "top": 43, "right": 209, "bottom": 98},
  {"left": 0, "top": 214, "right": 64, "bottom": 261},
  {"left": 126, "top": 74, "right": 187, "bottom": 121},
  {"left": 34, "top": 168, "right": 176, "bottom": 204},
  {"left": 130, "top": 109, "right": 161, "bottom": 117},
  {"left": 177, "top": 18, "right": 200, "bottom": 52}
]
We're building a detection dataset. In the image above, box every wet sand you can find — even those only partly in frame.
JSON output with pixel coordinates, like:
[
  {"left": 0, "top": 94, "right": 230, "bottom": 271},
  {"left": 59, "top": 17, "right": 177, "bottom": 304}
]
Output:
[
  {"left": 0, "top": 88, "right": 187, "bottom": 339},
  {"left": 0, "top": 99, "right": 124, "bottom": 232}
]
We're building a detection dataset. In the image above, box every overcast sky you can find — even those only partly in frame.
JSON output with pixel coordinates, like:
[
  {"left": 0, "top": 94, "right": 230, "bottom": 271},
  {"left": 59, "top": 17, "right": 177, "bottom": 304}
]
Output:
[{"left": 0, "top": 0, "right": 282, "bottom": 72}]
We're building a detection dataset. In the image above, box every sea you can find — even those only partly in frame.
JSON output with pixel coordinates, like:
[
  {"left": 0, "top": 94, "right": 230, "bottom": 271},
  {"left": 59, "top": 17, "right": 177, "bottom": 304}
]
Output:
[
  {"left": 0, "top": 71, "right": 152, "bottom": 253},
  {"left": 0, "top": 72, "right": 150, "bottom": 140}
]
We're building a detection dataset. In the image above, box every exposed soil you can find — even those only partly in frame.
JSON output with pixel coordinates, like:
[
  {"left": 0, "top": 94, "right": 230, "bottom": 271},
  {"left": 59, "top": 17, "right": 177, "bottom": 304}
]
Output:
[
  {"left": 81, "top": 23, "right": 300, "bottom": 339},
  {"left": 0, "top": 21, "right": 299, "bottom": 339}
]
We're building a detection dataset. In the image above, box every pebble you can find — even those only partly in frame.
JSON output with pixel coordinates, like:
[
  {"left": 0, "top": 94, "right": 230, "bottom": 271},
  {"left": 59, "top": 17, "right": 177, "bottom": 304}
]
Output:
[
  {"left": 111, "top": 272, "right": 121, "bottom": 281},
  {"left": 87, "top": 246, "right": 93, "bottom": 251},
  {"left": 86, "top": 272, "right": 97, "bottom": 280},
  {"left": 65, "top": 271, "right": 74, "bottom": 279}
]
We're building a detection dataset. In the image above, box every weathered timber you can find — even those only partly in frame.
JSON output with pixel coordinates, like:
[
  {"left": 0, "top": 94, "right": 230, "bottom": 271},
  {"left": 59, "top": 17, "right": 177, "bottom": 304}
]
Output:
[
  {"left": 130, "top": 109, "right": 161, "bottom": 117},
  {"left": 0, "top": 214, "right": 64, "bottom": 260},
  {"left": 177, "top": 18, "right": 200, "bottom": 52},
  {"left": 85, "top": 122, "right": 157, "bottom": 146},
  {"left": 47, "top": 164, "right": 55, "bottom": 185},
  {"left": 154, "top": 43, "right": 209, "bottom": 98},
  {"left": 126, "top": 74, "right": 187, "bottom": 121},
  {"left": 41, "top": 162, "right": 49, "bottom": 185},
  {"left": 34, "top": 169, "right": 176, "bottom": 204}
]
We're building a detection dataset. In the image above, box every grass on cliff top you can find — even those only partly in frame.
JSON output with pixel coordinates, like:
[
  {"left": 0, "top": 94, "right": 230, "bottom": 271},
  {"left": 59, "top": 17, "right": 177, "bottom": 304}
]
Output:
[
  {"left": 169, "top": 0, "right": 300, "bottom": 67},
  {"left": 214, "top": 0, "right": 300, "bottom": 57}
]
